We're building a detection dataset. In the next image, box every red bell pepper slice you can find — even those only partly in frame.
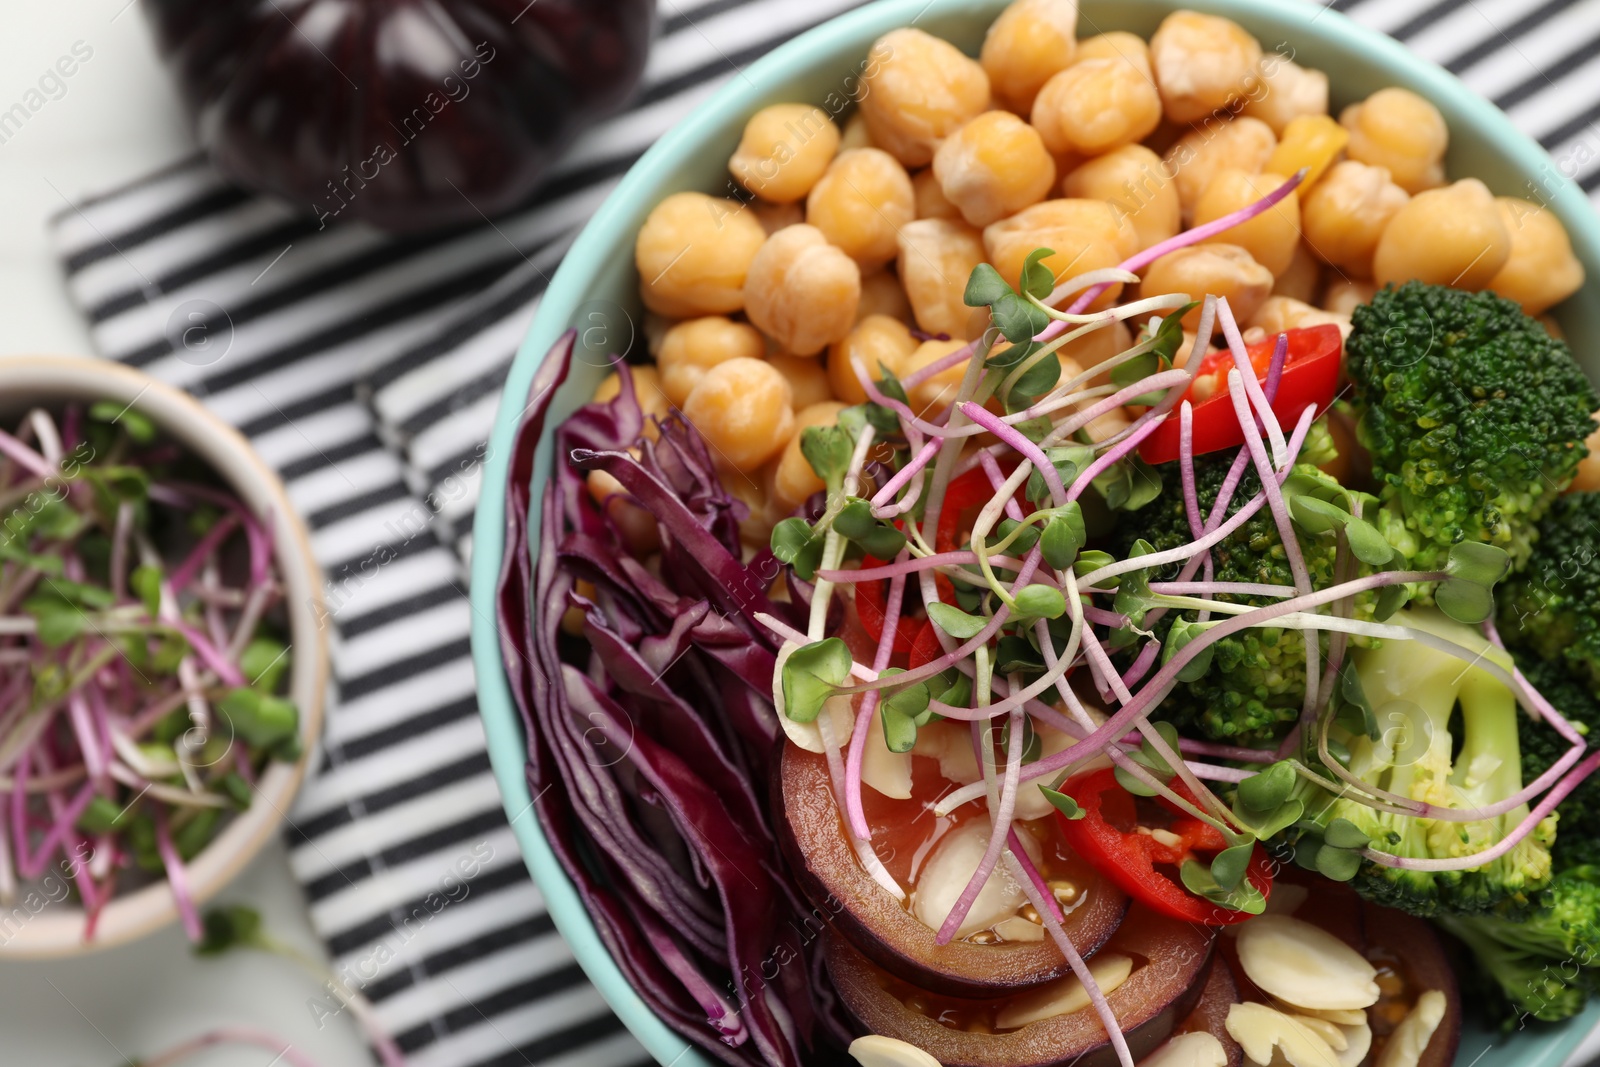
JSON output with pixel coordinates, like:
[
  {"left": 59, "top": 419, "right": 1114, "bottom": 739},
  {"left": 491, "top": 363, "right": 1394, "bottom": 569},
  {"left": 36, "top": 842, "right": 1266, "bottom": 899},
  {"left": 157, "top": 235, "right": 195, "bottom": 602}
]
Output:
[
  {"left": 1139, "top": 323, "right": 1343, "bottom": 466},
  {"left": 856, "top": 466, "right": 996, "bottom": 654},
  {"left": 1054, "top": 768, "right": 1273, "bottom": 926}
]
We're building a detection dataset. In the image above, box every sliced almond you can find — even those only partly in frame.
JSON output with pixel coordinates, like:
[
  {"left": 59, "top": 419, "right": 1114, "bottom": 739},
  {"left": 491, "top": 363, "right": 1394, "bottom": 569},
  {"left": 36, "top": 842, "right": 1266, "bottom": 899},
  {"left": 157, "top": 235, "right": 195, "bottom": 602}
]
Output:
[
  {"left": 1377, "top": 990, "right": 1447, "bottom": 1067},
  {"left": 1139, "top": 1030, "right": 1228, "bottom": 1067},
  {"left": 910, "top": 817, "right": 1039, "bottom": 938},
  {"left": 1262, "top": 882, "right": 1310, "bottom": 917},
  {"left": 1225, "top": 1002, "right": 1344, "bottom": 1067},
  {"left": 912, "top": 719, "right": 980, "bottom": 784},
  {"left": 1291, "top": 1014, "right": 1348, "bottom": 1051},
  {"left": 994, "top": 953, "right": 1134, "bottom": 1030},
  {"left": 861, "top": 707, "right": 912, "bottom": 799},
  {"left": 1010, "top": 723, "right": 1084, "bottom": 820},
  {"left": 1235, "top": 914, "right": 1380, "bottom": 1011},
  {"left": 848, "top": 1034, "right": 942, "bottom": 1067},
  {"left": 1276, "top": 1002, "right": 1368, "bottom": 1027},
  {"left": 993, "top": 915, "right": 1047, "bottom": 943},
  {"left": 1336, "top": 1020, "right": 1372, "bottom": 1067}
]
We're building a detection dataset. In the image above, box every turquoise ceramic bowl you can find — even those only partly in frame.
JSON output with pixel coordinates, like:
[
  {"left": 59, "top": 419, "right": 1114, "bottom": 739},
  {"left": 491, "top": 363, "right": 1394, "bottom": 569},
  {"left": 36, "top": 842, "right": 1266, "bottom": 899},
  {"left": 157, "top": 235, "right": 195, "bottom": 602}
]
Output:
[{"left": 470, "top": 1, "right": 1600, "bottom": 1064}]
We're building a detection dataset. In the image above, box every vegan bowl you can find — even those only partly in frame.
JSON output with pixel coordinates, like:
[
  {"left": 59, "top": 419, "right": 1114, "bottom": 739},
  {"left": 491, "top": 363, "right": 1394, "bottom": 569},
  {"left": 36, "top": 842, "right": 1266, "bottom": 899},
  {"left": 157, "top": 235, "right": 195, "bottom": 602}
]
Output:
[{"left": 471, "top": 1, "right": 1600, "bottom": 1065}]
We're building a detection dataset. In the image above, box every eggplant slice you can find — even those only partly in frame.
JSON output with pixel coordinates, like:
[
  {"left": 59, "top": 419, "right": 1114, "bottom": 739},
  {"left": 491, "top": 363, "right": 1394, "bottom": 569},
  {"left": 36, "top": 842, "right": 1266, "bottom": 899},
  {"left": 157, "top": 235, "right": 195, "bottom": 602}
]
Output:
[
  {"left": 778, "top": 744, "right": 1128, "bottom": 997},
  {"left": 1362, "top": 902, "right": 1462, "bottom": 1067},
  {"left": 824, "top": 904, "right": 1216, "bottom": 1067},
  {"left": 1172, "top": 956, "right": 1244, "bottom": 1067}
]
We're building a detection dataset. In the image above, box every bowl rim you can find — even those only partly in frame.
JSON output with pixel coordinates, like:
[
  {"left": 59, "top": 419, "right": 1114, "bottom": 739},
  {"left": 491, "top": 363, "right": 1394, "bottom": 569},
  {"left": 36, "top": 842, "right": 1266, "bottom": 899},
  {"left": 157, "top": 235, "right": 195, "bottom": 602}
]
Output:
[
  {"left": 0, "top": 353, "right": 328, "bottom": 958},
  {"left": 468, "top": 1, "right": 1600, "bottom": 1064}
]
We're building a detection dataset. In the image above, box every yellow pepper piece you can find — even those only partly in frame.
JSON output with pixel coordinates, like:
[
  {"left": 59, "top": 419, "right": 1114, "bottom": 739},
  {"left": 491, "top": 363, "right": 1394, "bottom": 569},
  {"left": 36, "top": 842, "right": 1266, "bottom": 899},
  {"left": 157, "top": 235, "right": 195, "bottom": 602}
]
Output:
[{"left": 1267, "top": 114, "right": 1350, "bottom": 192}]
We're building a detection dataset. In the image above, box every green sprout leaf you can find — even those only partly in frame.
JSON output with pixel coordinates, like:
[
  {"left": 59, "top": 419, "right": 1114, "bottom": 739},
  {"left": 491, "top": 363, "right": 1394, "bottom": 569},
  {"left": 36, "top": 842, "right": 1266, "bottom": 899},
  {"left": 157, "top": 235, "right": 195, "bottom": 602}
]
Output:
[
  {"left": 1211, "top": 841, "right": 1255, "bottom": 890},
  {"left": 1039, "top": 503, "right": 1086, "bottom": 570},
  {"left": 933, "top": 668, "right": 971, "bottom": 710},
  {"left": 1236, "top": 760, "right": 1296, "bottom": 813},
  {"left": 1149, "top": 302, "right": 1199, "bottom": 362},
  {"left": 964, "top": 262, "right": 1012, "bottom": 309},
  {"left": 771, "top": 517, "right": 825, "bottom": 581},
  {"left": 90, "top": 400, "right": 157, "bottom": 445},
  {"left": 1446, "top": 541, "right": 1512, "bottom": 587},
  {"left": 241, "top": 637, "right": 290, "bottom": 693},
  {"left": 1373, "top": 580, "right": 1410, "bottom": 622},
  {"left": 1093, "top": 453, "right": 1162, "bottom": 512},
  {"left": 833, "top": 498, "right": 877, "bottom": 540},
  {"left": 195, "top": 905, "right": 268, "bottom": 957},
  {"left": 1013, "top": 584, "right": 1066, "bottom": 620},
  {"left": 1162, "top": 616, "right": 1218, "bottom": 682},
  {"left": 1316, "top": 843, "right": 1363, "bottom": 882},
  {"left": 780, "top": 639, "right": 853, "bottom": 724},
  {"left": 1323, "top": 817, "right": 1372, "bottom": 850},
  {"left": 216, "top": 688, "right": 300, "bottom": 749},
  {"left": 1019, "top": 247, "right": 1057, "bottom": 300},
  {"left": 1026, "top": 445, "right": 1093, "bottom": 506},
  {"left": 1436, "top": 579, "right": 1495, "bottom": 625},
  {"left": 1338, "top": 661, "right": 1380, "bottom": 740},
  {"left": 1040, "top": 786, "right": 1086, "bottom": 820},
  {"left": 1072, "top": 550, "right": 1117, "bottom": 587},
  {"left": 801, "top": 425, "right": 854, "bottom": 488},
  {"left": 928, "top": 602, "right": 986, "bottom": 640},
  {"left": 994, "top": 517, "right": 1042, "bottom": 557},
  {"left": 130, "top": 564, "right": 163, "bottom": 618},
  {"left": 1010, "top": 352, "right": 1062, "bottom": 400}
]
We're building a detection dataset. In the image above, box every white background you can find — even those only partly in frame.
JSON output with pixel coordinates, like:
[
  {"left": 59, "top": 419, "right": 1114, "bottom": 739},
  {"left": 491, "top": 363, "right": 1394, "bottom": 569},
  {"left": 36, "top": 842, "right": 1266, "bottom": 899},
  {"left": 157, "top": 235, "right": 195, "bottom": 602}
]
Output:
[{"left": 0, "top": 2, "right": 374, "bottom": 1064}]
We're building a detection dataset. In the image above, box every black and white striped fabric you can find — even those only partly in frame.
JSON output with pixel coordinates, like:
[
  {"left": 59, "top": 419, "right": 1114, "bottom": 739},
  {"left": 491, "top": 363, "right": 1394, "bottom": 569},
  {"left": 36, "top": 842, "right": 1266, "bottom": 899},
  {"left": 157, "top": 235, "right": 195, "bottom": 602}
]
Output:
[{"left": 46, "top": 1, "right": 1600, "bottom": 1065}]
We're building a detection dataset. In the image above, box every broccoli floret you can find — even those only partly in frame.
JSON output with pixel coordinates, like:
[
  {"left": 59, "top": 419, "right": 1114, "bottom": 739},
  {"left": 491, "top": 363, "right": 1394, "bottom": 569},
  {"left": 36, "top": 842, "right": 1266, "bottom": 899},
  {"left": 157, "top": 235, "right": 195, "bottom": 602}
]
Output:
[
  {"left": 1500, "top": 491, "right": 1600, "bottom": 690},
  {"left": 1113, "top": 427, "right": 1365, "bottom": 745},
  {"left": 1345, "top": 282, "right": 1598, "bottom": 572},
  {"left": 1437, "top": 866, "right": 1600, "bottom": 1024},
  {"left": 1293, "top": 608, "right": 1556, "bottom": 916},
  {"left": 1513, "top": 654, "right": 1600, "bottom": 872}
]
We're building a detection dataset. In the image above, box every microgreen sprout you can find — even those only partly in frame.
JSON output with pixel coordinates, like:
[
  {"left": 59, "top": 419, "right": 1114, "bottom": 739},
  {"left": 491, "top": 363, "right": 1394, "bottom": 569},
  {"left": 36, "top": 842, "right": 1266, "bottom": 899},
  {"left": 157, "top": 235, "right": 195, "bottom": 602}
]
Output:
[{"left": 0, "top": 404, "right": 296, "bottom": 942}]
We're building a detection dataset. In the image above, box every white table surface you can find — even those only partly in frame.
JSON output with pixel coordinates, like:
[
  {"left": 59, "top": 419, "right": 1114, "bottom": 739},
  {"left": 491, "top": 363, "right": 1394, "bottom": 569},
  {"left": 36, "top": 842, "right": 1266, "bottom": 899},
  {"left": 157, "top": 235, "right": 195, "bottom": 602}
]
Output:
[
  {"left": 0, "top": 3, "right": 372, "bottom": 1064},
  {"left": 3, "top": 2, "right": 1600, "bottom": 1066}
]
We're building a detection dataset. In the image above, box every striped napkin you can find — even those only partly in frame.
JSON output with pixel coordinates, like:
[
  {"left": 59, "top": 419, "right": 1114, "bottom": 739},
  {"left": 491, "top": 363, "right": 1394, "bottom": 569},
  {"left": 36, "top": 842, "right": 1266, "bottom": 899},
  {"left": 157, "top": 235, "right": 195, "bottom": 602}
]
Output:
[{"left": 46, "top": 1, "right": 1600, "bottom": 1065}]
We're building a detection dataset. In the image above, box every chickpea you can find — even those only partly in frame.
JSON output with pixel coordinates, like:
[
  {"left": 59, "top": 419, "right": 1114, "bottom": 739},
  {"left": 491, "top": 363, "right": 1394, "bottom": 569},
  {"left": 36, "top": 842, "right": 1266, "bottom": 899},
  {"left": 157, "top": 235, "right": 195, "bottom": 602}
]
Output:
[
  {"left": 905, "top": 338, "right": 972, "bottom": 415},
  {"left": 587, "top": 470, "right": 662, "bottom": 556},
  {"left": 983, "top": 199, "right": 1138, "bottom": 310},
  {"left": 753, "top": 200, "right": 805, "bottom": 235},
  {"left": 1080, "top": 401, "right": 1131, "bottom": 445},
  {"left": 594, "top": 366, "right": 672, "bottom": 435},
  {"left": 744, "top": 224, "right": 861, "bottom": 355},
  {"left": 1567, "top": 412, "right": 1600, "bottom": 493},
  {"left": 730, "top": 104, "right": 842, "bottom": 204},
  {"left": 681, "top": 357, "right": 795, "bottom": 471},
  {"left": 913, "top": 167, "right": 962, "bottom": 220},
  {"left": 1322, "top": 277, "right": 1377, "bottom": 317},
  {"left": 841, "top": 112, "right": 874, "bottom": 151},
  {"left": 1241, "top": 56, "right": 1329, "bottom": 135},
  {"left": 1031, "top": 54, "right": 1161, "bottom": 158},
  {"left": 1195, "top": 169, "right": 1301, "bottom": 276},
  {"left": 772, "top": 401, "right": 851, "bottom": 511},
  {"left": 858, "top": 269, "right": 914, "bottom": 322},
  {"left": 858, "top": 28, "right": 991, "bottom": 168},
  {"left": 979, "top": 0, "right": 1078, "bottom": 114},
  {"left": 1341, "top": 88, "right": 1447, "bottom": 195},
  {"left": 1485, "top": 197, "right": 1585, "bottom": 315},
  {"left": 829, "top": 314, "right": 918, "bottom": 404},
  {"left": 1273, "top": 242, "right": 1322, "bottom": 304},
  {"left": 768, "top": 353, "right": 834, "bottom": 411},
  {"left": 1073, "top": 32, "right": 1151, "bottom": 67},
  {"left": 902, "top": 214, "right": 985, "bottom": 337},
  {"left": 933, "top": 111, "right": 1056, "bottom": 227},
  {"left": 1058, "top": 318, "right": 1133, "bottom": 378},
  {"left": 656, "top": 316, "right": 767, "bottom": 407},
  {"left": 1060, "top": 145, "right": 1180, "bottom": 251},
  {"left": 1372, "top": 178, "right": 1510, "bottom": 290},
  {"left": 1540, "top": 314, "right": 1565, "bottom": 340},
  {"left": 1300, "top": 160, "right": 1408, "bottom": 278},
  {"left": 635, "top": 192, "right": 767, "bottom": 317},
  {"left": 1164, "top": 116, "right": 1276, "bottom": 223},
  {"left": 1149, "top": 11, "right": 1262, "bottom": 125},
  {"left": 898, "top": 218, "right": 989, "bottom": 340},
  {"left": 1142, "top": 244, "right": 1274, "bottom": 328},
  {"left": 1249, "top": 295, "right": 1351, "bottom": 339},
  {"left": 806, "top": 148, "right": 916, "bottom": 270},
  {"left": 560, "top": 578, "right": 598, "bottom": 637},
  {"left": 1266, "top": 114, "right": 1349, "bottom": 191}
]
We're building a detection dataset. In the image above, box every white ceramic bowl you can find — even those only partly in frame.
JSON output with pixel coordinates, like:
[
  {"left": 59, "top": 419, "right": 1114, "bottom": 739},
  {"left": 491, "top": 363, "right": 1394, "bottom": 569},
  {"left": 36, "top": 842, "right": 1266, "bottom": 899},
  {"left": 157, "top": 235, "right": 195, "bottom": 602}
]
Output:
[{"left": 0, "top": 355, "right": 327, "bottom": 957}]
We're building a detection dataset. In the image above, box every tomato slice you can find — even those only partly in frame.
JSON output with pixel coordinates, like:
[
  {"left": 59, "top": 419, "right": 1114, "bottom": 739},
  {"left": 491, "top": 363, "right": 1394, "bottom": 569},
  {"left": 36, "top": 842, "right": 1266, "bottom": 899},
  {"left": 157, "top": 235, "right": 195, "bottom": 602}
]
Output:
[
  {"left": 1054, "top": 768, "right": 1273, "bottom": 926},
  {"left": 1140, "top": 323, "right": 1342, "bottom": 465}
]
